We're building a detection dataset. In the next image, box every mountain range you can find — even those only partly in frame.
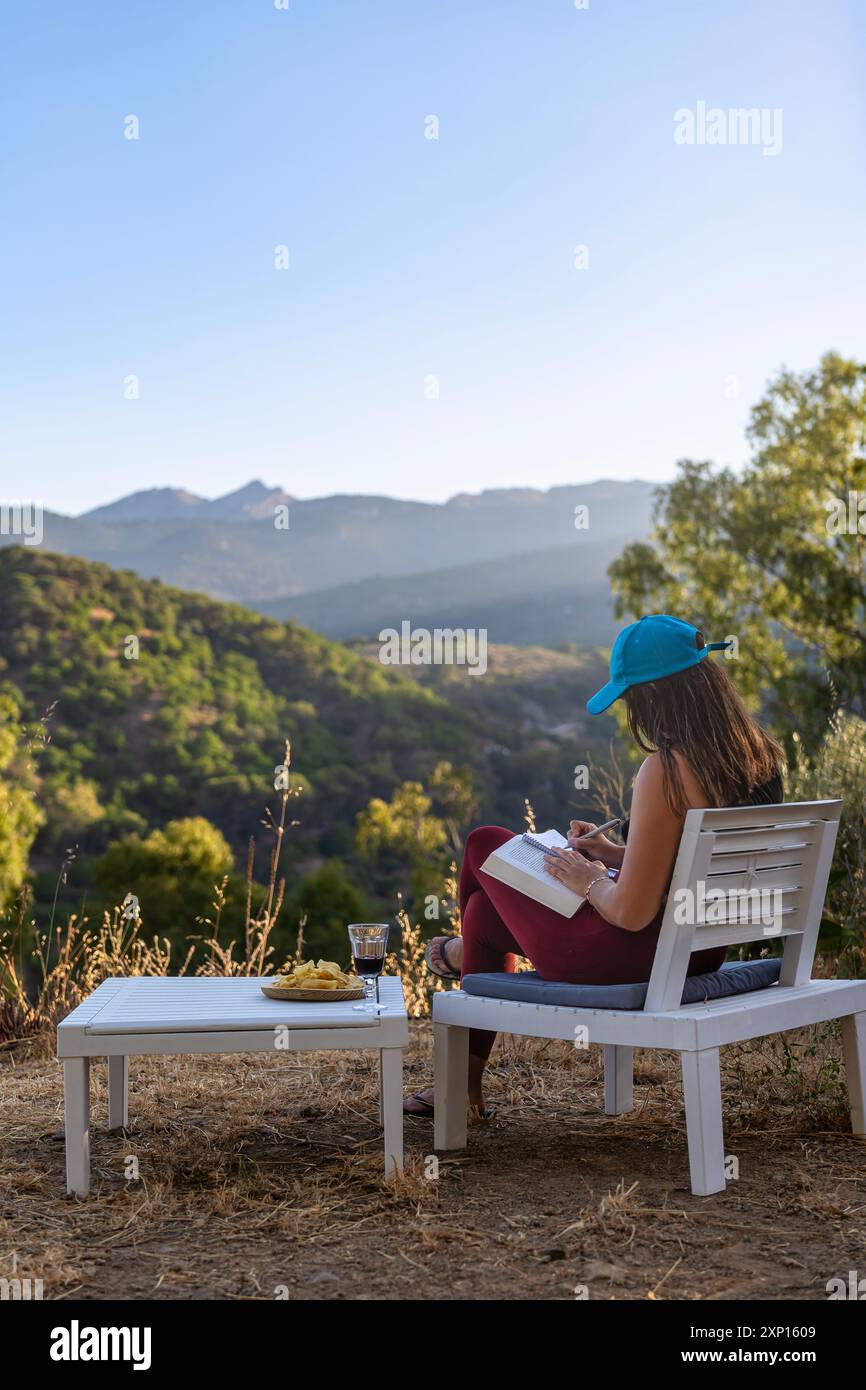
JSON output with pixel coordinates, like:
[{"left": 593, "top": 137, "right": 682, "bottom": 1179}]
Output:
[{"left": 2, "top": 478, "right": 659, "bottom": 646}]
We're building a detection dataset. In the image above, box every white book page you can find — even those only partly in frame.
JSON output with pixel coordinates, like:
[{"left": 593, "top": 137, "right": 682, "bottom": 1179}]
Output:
[{"left": 495, "top": 829, "right": 571, "bottom": 886}]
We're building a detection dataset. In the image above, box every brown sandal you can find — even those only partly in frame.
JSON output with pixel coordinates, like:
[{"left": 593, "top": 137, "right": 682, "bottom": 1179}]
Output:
[{"left": 425, "top": 935, "right": 461, "bottom": 981}]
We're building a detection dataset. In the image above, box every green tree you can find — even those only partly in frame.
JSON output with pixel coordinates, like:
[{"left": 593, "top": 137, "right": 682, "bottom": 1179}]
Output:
[
  {"left": 429, "top": 761, "right": 477, "bottom": 850},
  {"left": 0, "top": 692, "right": 44, "bottom": 908},
  {"left": 42, "top": 777, "right": 105, "bottom": 853},
  {"left": 94, "top": 816, "right": 235, "bottom": 944},
  {"left": 355, "top": 781, "right": 449, "bottom": 908},
  {"left": 788, "top": 711, "right": 866, "bottom": 970},
  {"left": 609, "top": 352, "right": 866, "bottom": 754},
  {"left": 283, "top": 861, "right": 369, "bottom": 965}
]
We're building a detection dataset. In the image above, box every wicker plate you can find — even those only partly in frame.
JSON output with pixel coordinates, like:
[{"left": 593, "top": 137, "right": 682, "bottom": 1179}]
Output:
[{"left": 260, "top": 982, "right": 365, "bottom": 1003}]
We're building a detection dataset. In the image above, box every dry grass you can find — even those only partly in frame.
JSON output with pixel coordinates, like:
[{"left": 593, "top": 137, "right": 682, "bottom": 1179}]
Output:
[{"left": 1, "top": 1021, "right": 864, "bottom": 1302}]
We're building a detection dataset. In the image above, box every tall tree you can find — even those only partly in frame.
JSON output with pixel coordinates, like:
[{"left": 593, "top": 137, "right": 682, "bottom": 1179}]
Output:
[
  {"left": 609, "top": 352, "right": 866, "bottom": 751},
  {"left": 355, "top": 781, "right": 449, "bottom": 907},
  {"left": 0, "top": 691, "right": 44, "bottom": 908}
]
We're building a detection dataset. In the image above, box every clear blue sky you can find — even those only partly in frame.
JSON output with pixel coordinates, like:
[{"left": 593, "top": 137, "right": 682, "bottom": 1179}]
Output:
[{"left": 2, "top": 0, "right": 864, "bottom": 515}]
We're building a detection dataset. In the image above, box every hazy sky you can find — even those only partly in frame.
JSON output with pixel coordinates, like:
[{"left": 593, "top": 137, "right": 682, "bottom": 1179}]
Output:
[{"left": 2, "top": 0, "right": 865, "bottom": 515}]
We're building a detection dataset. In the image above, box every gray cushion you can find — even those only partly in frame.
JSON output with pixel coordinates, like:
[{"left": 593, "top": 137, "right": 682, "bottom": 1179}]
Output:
[{"left": 461, "top": 957, "right": 782, "bottom": 1011}]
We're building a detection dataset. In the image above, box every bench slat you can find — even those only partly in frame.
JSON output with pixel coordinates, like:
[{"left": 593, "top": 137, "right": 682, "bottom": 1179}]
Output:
[{"left": 690, "top": 801, "right": 841, "bottom": 832}]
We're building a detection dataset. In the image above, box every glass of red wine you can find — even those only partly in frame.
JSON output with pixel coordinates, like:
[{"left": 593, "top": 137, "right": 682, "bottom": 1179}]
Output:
[{"left": 347, "top": 923, "right": 390, "bottom": 1012}]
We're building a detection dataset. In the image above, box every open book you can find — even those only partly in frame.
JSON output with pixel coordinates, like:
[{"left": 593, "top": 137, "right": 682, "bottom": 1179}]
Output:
[{"left": 479, "top": 829, "right": 585, "bottom": 918}]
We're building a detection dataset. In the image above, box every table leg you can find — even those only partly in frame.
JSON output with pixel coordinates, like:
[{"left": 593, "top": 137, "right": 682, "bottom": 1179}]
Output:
[
  {"left": 377, "top": 1051, "right": 384, "bottom": 1124},
  {"left": 108, "top": 1055, "right": 128, "bottom": 1131},
  {"left": 380, "top": 1047, "right": 403, "bottom": 1178},
  {"left": 64, "top": 1057, "right": 91, "bottom": 1197}
]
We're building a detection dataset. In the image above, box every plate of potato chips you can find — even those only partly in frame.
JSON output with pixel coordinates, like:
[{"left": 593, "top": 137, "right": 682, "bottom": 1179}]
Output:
[{"left": 261, "top": 959, "right": 364, "bottom": 1002}]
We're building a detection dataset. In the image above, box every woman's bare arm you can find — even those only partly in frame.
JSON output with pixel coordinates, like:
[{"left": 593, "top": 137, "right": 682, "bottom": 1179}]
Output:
[{"left": 544, "top": 751, "right": 709, "bottom": 932}]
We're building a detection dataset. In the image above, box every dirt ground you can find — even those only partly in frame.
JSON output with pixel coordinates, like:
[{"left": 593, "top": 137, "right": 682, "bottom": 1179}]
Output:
[{"left": 1, "top": 1022, "right": 864, "bottom": 1301}]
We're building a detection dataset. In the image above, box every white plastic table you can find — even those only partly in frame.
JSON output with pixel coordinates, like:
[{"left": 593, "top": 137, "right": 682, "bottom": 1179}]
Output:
[{"left": 57, "top": 975, "right": 409, "bottom": 1195}]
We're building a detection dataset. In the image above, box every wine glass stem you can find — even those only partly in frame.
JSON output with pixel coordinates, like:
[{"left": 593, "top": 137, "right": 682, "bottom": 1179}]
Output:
[{"left": 364, "top": 975, "right": 377, "bottom": 1009}]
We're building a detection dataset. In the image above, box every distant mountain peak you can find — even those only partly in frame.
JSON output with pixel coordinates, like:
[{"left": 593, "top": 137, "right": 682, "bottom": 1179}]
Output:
[
  {"left": 217, "top": 479, "right": 273, "bottom": 502},
  {"left": 82, "top": 479, "right": 295, "bottom": 524},
  {"left": 208, "top": 480, "right": 295, "bottom": 521},
  {"left": 83, "top": 487, "right": 206, "bottom": 523}
]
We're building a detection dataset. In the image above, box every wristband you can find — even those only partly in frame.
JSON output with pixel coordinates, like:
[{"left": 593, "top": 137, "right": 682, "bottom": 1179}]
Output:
[{"left": 584, "top": 872, "right": 607, "bottom": 907}]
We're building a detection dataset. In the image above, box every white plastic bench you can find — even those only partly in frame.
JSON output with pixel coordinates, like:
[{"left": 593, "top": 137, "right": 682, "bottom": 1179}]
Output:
[{"left": 433, "top": 799, "right": 866, "bottom": 1194}]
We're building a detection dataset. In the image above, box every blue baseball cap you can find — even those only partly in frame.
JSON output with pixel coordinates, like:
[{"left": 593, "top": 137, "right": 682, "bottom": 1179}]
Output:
[{"left": 587, "top": 614, "right": 727, "bottom": 715}]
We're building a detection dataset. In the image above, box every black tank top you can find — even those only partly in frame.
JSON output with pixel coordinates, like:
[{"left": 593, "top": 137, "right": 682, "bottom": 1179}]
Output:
[{"left": 619, "top": 769, "right": 783, "bottom": 844}]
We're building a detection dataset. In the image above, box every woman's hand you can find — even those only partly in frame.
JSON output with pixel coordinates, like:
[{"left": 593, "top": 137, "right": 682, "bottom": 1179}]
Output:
[
  {"left": 566, "top": 820, "right": 623, "bottom": 868},
  {"left": 543, "top": 847, "right": 608, "bottom": 897}
]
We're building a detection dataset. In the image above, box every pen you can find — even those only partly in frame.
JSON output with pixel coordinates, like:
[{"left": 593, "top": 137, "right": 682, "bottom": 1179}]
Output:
[
  {"left": 541, "top": 818, "right": 622, "bottom": 859},
  {"left": 524, "top": 818, "right": 623, "bottom": 859},
  {"left": 572, "top": 817, "right": 622, "bottom": 842}
]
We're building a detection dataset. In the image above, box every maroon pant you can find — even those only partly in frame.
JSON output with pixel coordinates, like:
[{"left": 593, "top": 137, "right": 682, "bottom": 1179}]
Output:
[{"left": 459, "top": 826, "right": 725, "bottom": 1061}]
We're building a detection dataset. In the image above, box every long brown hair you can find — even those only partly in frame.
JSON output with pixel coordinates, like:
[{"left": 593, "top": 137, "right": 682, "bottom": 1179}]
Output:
[{"left": 623, "top": 646, "right": 784, "bottom": 817}]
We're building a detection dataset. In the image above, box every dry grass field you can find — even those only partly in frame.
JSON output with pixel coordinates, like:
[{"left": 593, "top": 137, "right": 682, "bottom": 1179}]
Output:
[{"left": 2, "top": 1019, "right": 864, "bottom": 1302}]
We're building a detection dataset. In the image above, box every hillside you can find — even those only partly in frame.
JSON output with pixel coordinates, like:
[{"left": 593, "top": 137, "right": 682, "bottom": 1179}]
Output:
[
  {"left": 0, "top": 549, "right": 615, "bottom": 941},
  {"left": 263, "top": 537, "right": 631, "bottom": 645},
  {"left": 0, "top": 549, "right": 475, "bottom": 860}
]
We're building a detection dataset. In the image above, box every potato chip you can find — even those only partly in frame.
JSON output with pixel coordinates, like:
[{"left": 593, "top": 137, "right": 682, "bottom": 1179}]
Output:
[{"left": 269, "top": 959, "right": 360, "bottom": 993}]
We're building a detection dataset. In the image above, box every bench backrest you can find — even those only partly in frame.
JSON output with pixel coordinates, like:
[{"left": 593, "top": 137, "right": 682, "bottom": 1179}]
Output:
[{"left": 644, "top": 799, "right": 842, "bottom": 1012}]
